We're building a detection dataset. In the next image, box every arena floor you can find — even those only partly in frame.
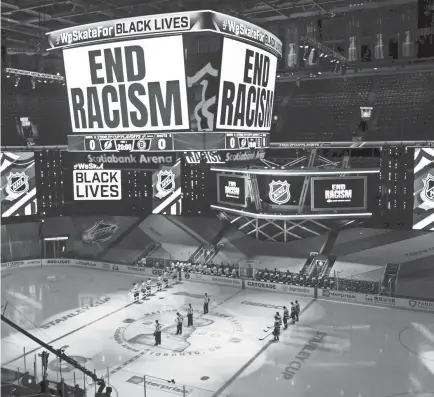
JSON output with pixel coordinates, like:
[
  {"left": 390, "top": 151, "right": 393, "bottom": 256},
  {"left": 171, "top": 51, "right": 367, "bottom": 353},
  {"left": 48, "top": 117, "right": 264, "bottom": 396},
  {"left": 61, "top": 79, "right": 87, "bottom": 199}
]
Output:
[{"left": 2, "top": 266, "right": 434, "bottom": 397}]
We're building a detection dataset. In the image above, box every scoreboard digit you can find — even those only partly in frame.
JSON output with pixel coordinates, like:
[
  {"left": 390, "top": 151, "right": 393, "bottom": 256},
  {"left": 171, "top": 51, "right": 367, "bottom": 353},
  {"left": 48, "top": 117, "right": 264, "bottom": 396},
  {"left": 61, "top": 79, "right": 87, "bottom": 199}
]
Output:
[
  {"left": 225, "top": 133, "right": 268, "bottom": 150},
  {"left": 83, "top": 135, "right": 173, "bottom": 152}
]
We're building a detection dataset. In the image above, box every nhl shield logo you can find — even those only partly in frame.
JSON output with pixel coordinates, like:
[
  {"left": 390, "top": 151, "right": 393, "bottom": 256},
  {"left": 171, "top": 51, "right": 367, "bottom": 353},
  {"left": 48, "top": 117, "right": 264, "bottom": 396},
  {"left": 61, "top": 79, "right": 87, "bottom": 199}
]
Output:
[
  {"left": 156, "top": 170, "right": 175, "bottom": 199},
  {"left": 5, "top": 172, "right": 29, "bottom": 201},
  {"left": 421, "top": 173, "right": 434, "bottom": 204},
  {"left": 82, "top": 221, "right": 118, "bottom": 244},
  {"left": 269, "top": 180, "right": 291, "bottom": 205}
]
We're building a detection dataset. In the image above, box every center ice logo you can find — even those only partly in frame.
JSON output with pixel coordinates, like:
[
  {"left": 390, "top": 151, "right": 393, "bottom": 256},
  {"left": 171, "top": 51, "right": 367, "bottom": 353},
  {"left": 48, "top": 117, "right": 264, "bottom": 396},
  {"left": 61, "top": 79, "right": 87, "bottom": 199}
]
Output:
[
  {"left": 82, "top": 221, "right": 118, "bottom": 243},
  {"left": 269, "top": 180, "right": 290, "bottom": 205},
  {"left": 115, "top": 309, "right": 244, "bottom": 357}
]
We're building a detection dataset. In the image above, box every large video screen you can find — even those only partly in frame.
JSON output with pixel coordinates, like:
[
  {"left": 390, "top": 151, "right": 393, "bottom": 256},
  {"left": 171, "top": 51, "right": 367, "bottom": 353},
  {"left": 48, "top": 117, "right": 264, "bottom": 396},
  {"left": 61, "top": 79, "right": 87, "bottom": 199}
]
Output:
[
  {"left": 257, "top": 175, "right": 305, "bottom": 206},
  {"left": 64, "top": 152, "right": 181, "bottom": 214},
  {"left": 63, "top": 35, "right": 189, "bottom": 133},
  {"left": 217, "top": 38, "right": 277, "bottom": 132},
  {"left": 0, "top": 152, "right": 38, "bottom": 217},
  {"left": 152, "top": 159, "right": 182, "bottom": 215},
  {"left": 413, "top": 148, "right": 434, "bottom": 230},
  {"left": 217, "top": 175, "right": 248, "bottom": 207},
  {"left": 311, "top": 177, "right": 367, "bottom": 211}
]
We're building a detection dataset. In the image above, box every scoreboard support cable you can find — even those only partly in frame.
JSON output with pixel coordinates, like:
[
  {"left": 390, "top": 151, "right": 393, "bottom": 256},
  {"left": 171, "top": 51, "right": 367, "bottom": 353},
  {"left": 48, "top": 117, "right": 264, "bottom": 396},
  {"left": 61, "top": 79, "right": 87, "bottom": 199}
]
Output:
[{"left": 68, "top": 132, "right": 269, "bottom": 152}]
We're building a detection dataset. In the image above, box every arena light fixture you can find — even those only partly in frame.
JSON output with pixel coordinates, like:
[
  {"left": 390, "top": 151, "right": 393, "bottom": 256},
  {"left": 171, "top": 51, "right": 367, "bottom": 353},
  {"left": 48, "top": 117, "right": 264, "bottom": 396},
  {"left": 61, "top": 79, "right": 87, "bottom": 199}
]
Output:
[
  {"left": 43, "top": 236, "right": 69, "bottom": 241},
  {"left": 211, "top": 205, "right": 373, "bottom": 220},
  {"left": 209, "top": 167, "right": 380, "bottom": 176}
]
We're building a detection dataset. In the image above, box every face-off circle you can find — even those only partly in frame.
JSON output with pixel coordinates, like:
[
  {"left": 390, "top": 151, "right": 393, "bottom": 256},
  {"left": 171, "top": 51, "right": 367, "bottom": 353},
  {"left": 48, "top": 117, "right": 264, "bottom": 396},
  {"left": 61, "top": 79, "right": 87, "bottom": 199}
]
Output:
[{"left": 114, "top": 309, "right": 244, "bottom": 357}]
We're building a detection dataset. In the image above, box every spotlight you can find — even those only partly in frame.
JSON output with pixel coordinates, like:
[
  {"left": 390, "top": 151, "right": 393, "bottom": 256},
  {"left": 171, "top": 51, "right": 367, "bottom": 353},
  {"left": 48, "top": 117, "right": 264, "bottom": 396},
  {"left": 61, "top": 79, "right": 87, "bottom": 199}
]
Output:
[{"left": 14, "top": 75, "right": 21, "bottom": 87}]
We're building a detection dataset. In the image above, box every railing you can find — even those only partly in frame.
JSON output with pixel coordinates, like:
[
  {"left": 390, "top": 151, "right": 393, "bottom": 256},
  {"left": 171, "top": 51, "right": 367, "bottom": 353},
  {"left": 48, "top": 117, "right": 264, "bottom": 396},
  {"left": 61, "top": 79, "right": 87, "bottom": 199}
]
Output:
[{"left": 1, "top": 357, "right": 232, "bottom": 397}]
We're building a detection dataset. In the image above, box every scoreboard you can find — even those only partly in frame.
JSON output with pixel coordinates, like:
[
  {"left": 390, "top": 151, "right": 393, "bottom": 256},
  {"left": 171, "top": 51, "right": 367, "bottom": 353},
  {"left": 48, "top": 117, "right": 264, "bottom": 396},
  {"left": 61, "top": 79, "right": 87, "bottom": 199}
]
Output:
[{"left": 68, "top": 132, "right": 269, "bottom": 152}]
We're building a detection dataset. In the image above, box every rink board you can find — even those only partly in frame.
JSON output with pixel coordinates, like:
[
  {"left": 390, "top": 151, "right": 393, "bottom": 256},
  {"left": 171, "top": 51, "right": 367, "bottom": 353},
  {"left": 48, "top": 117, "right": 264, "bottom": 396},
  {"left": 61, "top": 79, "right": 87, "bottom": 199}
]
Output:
[{"left": 1, "top": 258, "right": 433, "bottom": 313}]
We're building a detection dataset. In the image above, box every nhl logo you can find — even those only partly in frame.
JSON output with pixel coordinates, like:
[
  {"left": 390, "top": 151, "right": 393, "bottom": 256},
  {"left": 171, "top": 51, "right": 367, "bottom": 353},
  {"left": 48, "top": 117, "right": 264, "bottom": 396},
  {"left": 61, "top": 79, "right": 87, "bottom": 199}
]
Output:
[
  {"left": 82, "top": 221, "right": 118, "bottom": 244},
  {"left": 421, "top": 173, "right": 434, "bottom": 205},
  {"left": 269, "top": 180, "right": 291, "bottom": 205},
  {"left": 5, "top": 172, "right": 29, "bottom": 201},
  {"left": 156, "top": 170, "right": 175, "bottom": 199}
]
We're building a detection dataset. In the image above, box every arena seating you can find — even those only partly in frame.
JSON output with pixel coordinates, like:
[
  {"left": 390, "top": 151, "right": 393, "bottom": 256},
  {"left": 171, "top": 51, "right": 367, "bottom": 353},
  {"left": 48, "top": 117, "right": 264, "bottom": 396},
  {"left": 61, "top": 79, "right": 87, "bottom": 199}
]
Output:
[{"left": 273, "top": 71, "right": 434, "bottom": 141}]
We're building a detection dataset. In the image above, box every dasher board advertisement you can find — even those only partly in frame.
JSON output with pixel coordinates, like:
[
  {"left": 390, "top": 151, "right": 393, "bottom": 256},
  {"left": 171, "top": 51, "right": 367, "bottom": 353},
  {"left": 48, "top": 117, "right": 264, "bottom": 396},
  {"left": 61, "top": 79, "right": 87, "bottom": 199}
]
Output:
[
  {"left": 311, "top": 177, "right": 367, "bottom": 211},
  {"left": 217, "top": 38, "right": 277, "bottom": 132},
  {"left": 413, "top": 147, "right": 434, "bottom": 230},
  {"left": 46, "top": 11, "right": 282, "bottom": 57},
  {"left": 63, "top": 36, "right": 189, "bottom": 133},
  {"left": 217, "top": 175, "right": 248, "bottom": 207}
]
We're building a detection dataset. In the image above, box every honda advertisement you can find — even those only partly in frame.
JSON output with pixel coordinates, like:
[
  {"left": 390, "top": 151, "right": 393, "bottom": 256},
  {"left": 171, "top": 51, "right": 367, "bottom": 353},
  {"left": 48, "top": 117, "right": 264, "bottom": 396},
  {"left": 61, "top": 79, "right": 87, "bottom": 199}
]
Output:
[
  {"left": 63, "top": 36, "right": 189, "bottom": 133},
  {"left": 217, "top": 175, "right": 248, "bottom": 207},
  {"left": 413, "top": 147, "right": 434, "bottom": 230},
  {"left": 1, "top": 152, "right": 38, "bottom": 217},
  {"left": 311, "top": 177, "right": 367, "bottom": 211}
]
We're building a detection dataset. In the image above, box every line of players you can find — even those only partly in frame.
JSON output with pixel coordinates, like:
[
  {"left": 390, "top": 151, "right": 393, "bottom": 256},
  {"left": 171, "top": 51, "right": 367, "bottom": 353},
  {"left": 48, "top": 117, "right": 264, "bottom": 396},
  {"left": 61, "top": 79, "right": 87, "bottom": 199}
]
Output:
[
  {"left": 272, "top": 300, "right": 300, "bottom": 342},
  {"left": 255, "top": 268, "right": 335, "bottom": 289},
  {"left": 130, "top": 268, "right": 178, "bottom": 302},
  {"left": 168, "top": 261, "right": 239, "bottom": 278}
]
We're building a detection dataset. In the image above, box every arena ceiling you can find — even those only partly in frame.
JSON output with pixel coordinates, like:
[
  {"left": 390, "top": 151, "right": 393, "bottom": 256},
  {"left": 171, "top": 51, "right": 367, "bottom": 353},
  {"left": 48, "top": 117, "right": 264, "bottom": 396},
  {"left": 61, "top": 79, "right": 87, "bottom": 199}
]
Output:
[{"left": 1, "top": 0, "right": 416, "bottom": 59}]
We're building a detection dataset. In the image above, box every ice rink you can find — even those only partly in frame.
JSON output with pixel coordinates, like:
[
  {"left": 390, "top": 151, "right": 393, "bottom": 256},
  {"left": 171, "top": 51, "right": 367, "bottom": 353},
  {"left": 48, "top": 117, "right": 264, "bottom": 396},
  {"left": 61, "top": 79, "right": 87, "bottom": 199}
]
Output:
[{"left": 2, "top": 266, "right": 434, "bottom": 397}]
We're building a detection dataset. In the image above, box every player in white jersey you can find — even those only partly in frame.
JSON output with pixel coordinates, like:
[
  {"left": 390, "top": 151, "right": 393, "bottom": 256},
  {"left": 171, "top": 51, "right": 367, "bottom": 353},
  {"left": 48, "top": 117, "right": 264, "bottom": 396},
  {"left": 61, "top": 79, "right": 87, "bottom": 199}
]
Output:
[
  {"left": 131, "top": 283, "right": 140, "bottom": 303},
  {"left": 140, "top": 280, "right": 147, "bottom": 299},
  {"left": 146, "top": 278, "right": 152, "bottom": 297},
  {"left": 163, "top": 271, "right": 169, "bottom": 288},
  {"left": 157, "top": 276, "right": 162, "bottom": 291}
]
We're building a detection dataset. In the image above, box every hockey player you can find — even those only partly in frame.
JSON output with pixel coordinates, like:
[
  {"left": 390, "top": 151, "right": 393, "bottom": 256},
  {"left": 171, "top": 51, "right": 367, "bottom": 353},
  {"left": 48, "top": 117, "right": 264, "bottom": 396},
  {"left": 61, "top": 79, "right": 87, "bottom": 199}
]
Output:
[
  {"left": 146, "top": 278, "right": 152, "bottom": 297},
  {"left": 283, "top": 306, "right": 289, "bottom": 330},
  {"left": 139, "top": 280, "right": 147, "bottom": 300},
  {"left": 154, "top": 320, "right": 162, "bottom": 346},
  {"left": 273, "top": 314, "right": 281, "bottom": 341},
  {"left": 295, "top": 300, "right": 300, "bottom": 321},
  {"left": 163, "top": 270, "right": 169, "bottom": 288},
  {"left": 203, "top": 293, "right": 210, "bottom": 314},
  {"left": 290, "top": 302, "right": 296, "bottom": 325},
  {"left": 172, "top": 269, "right": 178, "bottom": 284},
  {"left": 131, "top": 283, "right": 140, "bottom": 303},
  {"left": 156, "top": 276, "right": 162, "bottom": 292},
  {"left": 187, "top": 303, "right": 194, "bottom": 326},
  {"left": 175, "top": 312, "right": 184, "bottom": 335}
]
